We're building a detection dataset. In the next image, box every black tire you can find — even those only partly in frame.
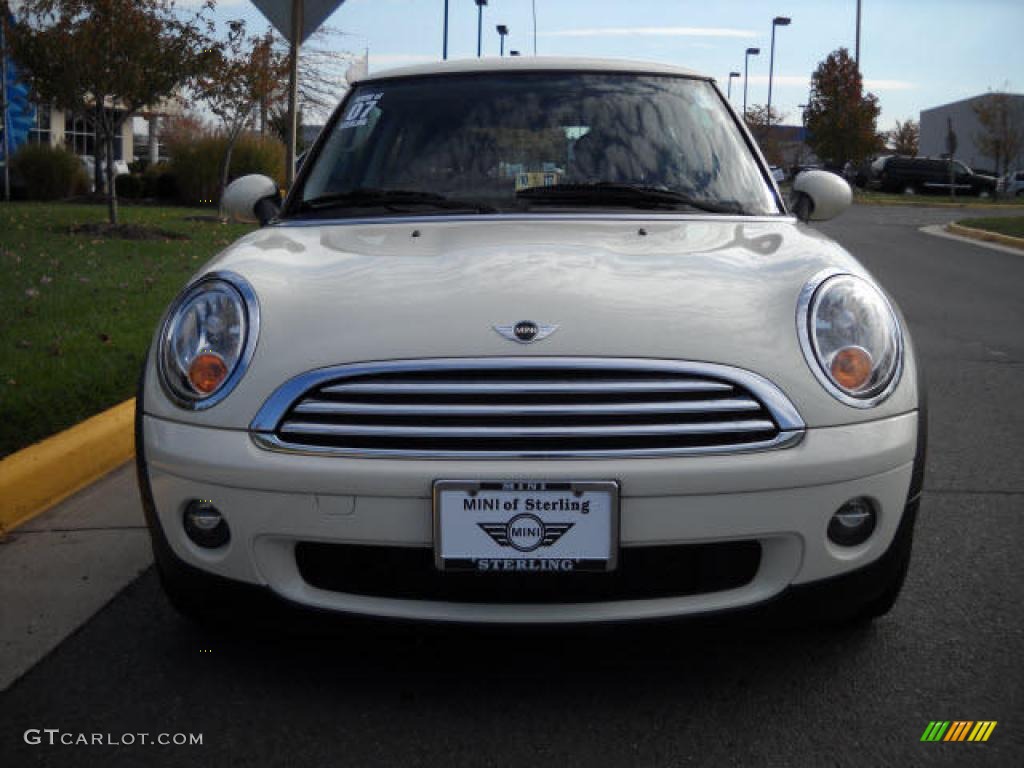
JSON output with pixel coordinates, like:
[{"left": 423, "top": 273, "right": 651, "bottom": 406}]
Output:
[
  {"left": 783, "top": 501, "right": 918, "bottom": 628},
  {"left": 845, "top": 519, "right": 914, "bottom": 622},
  {"left": 154, "top": 550, "right": 227, "bottom": 624}
]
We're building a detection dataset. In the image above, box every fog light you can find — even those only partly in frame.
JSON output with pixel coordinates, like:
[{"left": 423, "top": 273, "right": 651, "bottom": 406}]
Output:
[
  {"left": 828, "top": 497, "right": 877, "bottom": 547},
  {"left": 183, "top": 500, "right": 230, "bottom": 548}
]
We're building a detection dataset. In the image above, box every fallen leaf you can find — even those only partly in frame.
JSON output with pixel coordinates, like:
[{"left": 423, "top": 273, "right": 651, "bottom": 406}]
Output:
[{"left": 98, "top": 333, "right": 111, "bottom": 344}]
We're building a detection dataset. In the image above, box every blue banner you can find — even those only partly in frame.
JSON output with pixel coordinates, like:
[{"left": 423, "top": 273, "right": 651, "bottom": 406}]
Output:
[{"left": 2, "top": 13, "right": 37, "bottom": 161}]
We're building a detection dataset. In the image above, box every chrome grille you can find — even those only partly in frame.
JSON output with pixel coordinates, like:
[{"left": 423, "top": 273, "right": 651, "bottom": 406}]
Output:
[{"left": 250, "top": 358, "right": 805, "bottom": 458}]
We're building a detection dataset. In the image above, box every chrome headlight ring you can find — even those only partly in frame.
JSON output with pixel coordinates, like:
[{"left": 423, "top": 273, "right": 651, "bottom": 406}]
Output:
[
  {"left": 156, "top": 271, "right": 260, "bottom": 410},
  {"left": 797, "top": 268, "right": 904, "bottom": 409}
]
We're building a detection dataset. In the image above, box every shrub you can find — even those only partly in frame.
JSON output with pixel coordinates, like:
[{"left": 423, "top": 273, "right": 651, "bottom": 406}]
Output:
[
  {"left": 10, "top": 143, "right": 88, "bottom": 201},
  {"left": 166, "top": 132, "right": 285, "bottom": 206},
  {"left": 140, "top": 161, "right": 177, "bottom": 200},
  {"left": 155, "top": 171, "right": 179, "bottom": 201},
  {"left": 115, "top": 173, "right": 145, "bottom": 199}
]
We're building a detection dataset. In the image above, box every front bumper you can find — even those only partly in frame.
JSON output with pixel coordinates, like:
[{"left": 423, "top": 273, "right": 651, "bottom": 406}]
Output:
[{"left": 140, "top": 409, "right": 920, "bottom": 624}]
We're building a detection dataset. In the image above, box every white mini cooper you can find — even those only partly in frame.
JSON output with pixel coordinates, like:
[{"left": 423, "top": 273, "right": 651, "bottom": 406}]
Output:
[{"left": 137, "top": 58, "right": 925, "bottom": 626}]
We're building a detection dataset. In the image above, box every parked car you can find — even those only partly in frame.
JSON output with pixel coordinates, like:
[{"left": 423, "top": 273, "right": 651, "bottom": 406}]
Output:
[
  {"left": 137, "top": 57, "right": 925, "bottom": 628},
  {"left": 998, "top": 169, "right": 1024, "bottom": 197},
  {"left": 872, "top": 156, "right": 997, "bottom": 196}
]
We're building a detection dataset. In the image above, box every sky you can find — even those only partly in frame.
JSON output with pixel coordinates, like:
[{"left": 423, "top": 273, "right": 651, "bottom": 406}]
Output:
[{"left": 189, "top": 0, "right": 1024, "bottom": 131}]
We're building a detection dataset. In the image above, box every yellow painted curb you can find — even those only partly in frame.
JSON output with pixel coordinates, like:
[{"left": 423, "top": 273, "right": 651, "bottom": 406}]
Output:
[
  {"left": 947, "top": 223, "right": 1024, "bottom": 251},
  {"left": 0, "top": 399, "right": 135, "bottom": 534}
]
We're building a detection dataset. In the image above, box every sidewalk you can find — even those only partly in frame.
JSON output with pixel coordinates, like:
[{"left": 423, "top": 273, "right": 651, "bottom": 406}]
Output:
[{"left": 0, "top": 463, "right": 152, "bottom": 690}]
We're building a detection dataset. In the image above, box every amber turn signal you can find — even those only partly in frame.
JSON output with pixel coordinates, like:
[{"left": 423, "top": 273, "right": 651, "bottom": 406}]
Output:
[
  {"left": 830, "top": 346, "right": 873, "bottom": 392},
  {"left": 188, "top": 352, "right": 229, "bottom": 394}
]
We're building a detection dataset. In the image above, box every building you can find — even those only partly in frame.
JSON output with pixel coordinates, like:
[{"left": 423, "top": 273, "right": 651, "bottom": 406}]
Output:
[
  {"left": 920, "top": 93, "right": 1024, "bottom": 175},
  {"left": 3, "top": 41, "right": 179, "bottom": 180},
  {"left": 755, "top": 124, "right": 820, "bottom": 172}
]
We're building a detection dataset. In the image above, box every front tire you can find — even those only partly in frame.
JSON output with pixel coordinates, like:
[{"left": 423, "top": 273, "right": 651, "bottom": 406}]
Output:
[
  {"left": 154, "top": 551, "right": 228, "bottom": 624},
  {"left": 784, "top": 500, "right": 918, "bottom": 627}
]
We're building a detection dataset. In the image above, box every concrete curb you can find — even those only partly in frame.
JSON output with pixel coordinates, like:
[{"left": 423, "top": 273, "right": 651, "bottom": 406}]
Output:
[
  {"left": 947, "top": 222, "right": 1024, "bottom": 251},
  {"left": 0, "top": 399, "right": 135, "bottom": 535}
]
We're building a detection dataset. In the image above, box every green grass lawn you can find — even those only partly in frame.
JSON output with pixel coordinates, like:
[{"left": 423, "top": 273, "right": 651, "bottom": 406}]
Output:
[
  {"left": 853, "top": 189, "right": 1024, "bottom": 208},
  {"left": 0, "top": 203, "right": 256, "bottom": 458},
  {"left": 957, "top": 216, "right": 1024, "bottom": 238}
]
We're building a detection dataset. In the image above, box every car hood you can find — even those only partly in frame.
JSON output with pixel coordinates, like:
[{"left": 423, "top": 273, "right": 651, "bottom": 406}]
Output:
[{"left": 144, "top": 215, "right": 918, "bottom": 429}]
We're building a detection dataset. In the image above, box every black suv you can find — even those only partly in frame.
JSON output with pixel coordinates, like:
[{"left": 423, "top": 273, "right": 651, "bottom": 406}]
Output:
[{"left": 872, "top": 156, "right": 997, "bottom": 196}]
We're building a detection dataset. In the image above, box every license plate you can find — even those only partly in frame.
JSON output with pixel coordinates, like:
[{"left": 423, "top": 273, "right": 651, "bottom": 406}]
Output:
[{"left": 433, "top": 481, "right": 619, "bottom": 573}]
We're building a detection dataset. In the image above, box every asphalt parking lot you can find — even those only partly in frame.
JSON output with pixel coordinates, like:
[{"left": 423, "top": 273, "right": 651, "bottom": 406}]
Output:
[{"left": 1, "top": 203, "right": 1022, "bottom": 767}]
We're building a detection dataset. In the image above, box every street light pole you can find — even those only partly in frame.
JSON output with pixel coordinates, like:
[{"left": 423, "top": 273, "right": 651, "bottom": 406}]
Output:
[
  {"left": 727, "top": 71, "right": 740, "bottom": 100},
  {"left": 496, "top": 24, "right": 508, "bottom": 56},
  {"left": 855, "top": 0, "right": 861, "bottom": 68},
  {"left": 767, "top": 16, "right": 790, "bottom": 130},
  {"left": 532, "top": 0, "right": 537, "bottom": 55},
  {"left": 443, "top": 0, "right": 449, "bottom": 60},
  {"left": 475, "top": 0, "right": 487, "bottom": 57},
  {"left": 743, "top": 47, "right": 760, "bottom": 121}
]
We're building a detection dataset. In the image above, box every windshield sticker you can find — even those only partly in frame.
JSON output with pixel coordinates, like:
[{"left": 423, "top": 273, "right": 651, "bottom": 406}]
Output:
[{"left": 340, "top": 92, "right": 383, "bottom": 129}]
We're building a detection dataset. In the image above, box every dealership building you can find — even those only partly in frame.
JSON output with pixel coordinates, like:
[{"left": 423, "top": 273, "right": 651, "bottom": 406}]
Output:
[
  {"left": 920, "top": 92, "right": 1024, "bottom": 174},
  {"left": 2, "top": 43, "right": 176, "bottom": 175}
]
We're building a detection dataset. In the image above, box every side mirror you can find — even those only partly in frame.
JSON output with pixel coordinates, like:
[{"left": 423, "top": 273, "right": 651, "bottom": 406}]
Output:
[
  {"left": 222, "top": 174, "right": 281, "bottom": 226},
  {"left": 790, "top": 170, "right": 852, "bottom": 222}
]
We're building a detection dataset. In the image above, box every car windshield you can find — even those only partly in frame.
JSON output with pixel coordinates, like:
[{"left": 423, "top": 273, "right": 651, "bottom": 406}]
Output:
[{"left": 292, "top": 72, "right": 780, "bottom": 218}]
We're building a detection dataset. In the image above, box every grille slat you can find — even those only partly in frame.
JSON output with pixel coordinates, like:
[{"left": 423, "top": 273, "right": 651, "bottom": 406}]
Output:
[
  {"left": 255, "top": 358, "right": 804, "bottom": 457},
  {"left": 279, "top": 419, "right": 778, "bottom": 438},
  {"left": 292, "top": 397, "right": 762, "bottom": 417},
  {"left": 321, "top": 379, "right": 734, "bottom": 396}
]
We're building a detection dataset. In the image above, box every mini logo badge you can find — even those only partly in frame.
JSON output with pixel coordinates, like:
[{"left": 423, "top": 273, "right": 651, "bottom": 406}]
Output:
[
  {"left": 478, "top": 514, "right": 574, "bottom": 552},
  {"left": 493, "top": 321, "right": 558, "bottom": 344}
]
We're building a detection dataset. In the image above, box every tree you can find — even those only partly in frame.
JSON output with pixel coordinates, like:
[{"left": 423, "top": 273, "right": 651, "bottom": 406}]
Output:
[
  {"left": 9, "top": 0, "right": 213, "bottom": 224},
  {"left": 973, "top": 91, "right": 1024, "bottom": 180},
  {"left": 744, "top": 104, "right": 786, "bottom": 165},
  {"left": 268, "top": 105, "right": 306, "bottom": 153},
  {"left": 195, "top": 20, "right": 286, "bottom": 218},
  {"left": 804, "top": 47, "right": 882, "bottom": 167},
  {"left": 888, "top": 119, "right": 919, "bottom": 156},
  {"left": 270, "top": 26, "right": 356, "bottom": 124}
]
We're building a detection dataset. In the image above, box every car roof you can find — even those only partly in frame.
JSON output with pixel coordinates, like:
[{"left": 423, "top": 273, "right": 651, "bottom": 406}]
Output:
[{"left": 357, "top": 56, "right": 708, "bottom": 84}]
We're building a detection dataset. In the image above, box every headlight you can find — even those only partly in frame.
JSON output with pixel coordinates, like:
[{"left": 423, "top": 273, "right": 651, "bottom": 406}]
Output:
[
  {"left": 798, "top": 270, "right": 903, "bottom": 407},
  {"left": 157, "top": 272, "right": 259, "bottom": 409}
]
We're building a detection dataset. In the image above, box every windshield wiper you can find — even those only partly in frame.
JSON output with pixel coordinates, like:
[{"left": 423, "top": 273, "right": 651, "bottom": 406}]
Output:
[
  {"left": 515, "top": 182, "right": 747, "bottom": 214},
  {"left": 299, "top": 188, "right": 498, "bottom": 214}
]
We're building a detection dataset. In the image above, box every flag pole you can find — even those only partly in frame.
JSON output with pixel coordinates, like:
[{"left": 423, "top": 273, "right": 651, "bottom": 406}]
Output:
[{"left": 2, "top": 7, "right": 11, "bottom": 202}]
